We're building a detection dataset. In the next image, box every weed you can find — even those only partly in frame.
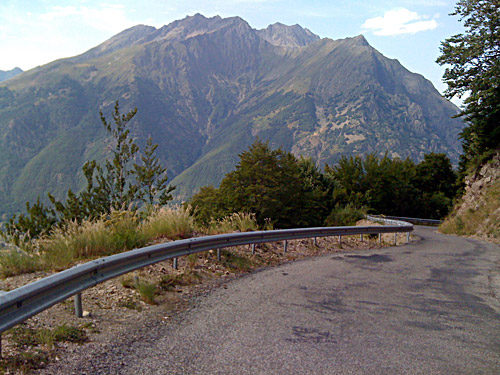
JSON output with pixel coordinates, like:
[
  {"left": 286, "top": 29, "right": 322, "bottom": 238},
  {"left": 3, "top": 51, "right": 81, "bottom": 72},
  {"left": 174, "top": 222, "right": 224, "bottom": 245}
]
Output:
[
  {"left": 9, "top": 326, "right": 39, "bottom": 349},
  {"left": 53, "top": 324, "right": 88, "bottom": 343},
  {"left": 208, "top": 212, "right": 259, "bottom": 234},
  {"left": 8, "top": 323, "right": 87, "bottom": 349},
  {"left": 0, "top": 350, "right": 50, "bottom": 373},
  {"left": 135, "top": 280, "right": 158, "bottom": 305},
  {"left": 120, "top": 275, "right": 136, "bottom": 289},
  {"left": 186, "top": 253, "right": 198, "bottom": 269}
]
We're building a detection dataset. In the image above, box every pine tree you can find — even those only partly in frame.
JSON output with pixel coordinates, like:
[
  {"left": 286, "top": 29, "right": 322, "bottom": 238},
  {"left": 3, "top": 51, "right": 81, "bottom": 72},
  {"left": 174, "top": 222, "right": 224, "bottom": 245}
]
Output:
[
  {"left": 98, "top": 101, "right": 139, "bottom": 210},
  {"left": 134, "top": 136, "right": 174, "bottom": 206}
]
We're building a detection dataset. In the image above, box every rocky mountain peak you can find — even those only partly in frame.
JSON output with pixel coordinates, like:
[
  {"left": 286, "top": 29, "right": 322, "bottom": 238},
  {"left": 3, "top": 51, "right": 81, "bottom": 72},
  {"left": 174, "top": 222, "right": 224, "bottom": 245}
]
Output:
[{"left": 257, "top": 22, "right": 320, "bottom": 47}]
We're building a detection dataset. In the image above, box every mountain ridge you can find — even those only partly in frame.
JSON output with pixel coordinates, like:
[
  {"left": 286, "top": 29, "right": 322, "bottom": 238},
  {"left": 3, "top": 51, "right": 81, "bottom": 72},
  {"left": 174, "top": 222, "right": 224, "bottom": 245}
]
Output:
[
  {"left": 0, "top": 14, "right": 463, "bottom": 218},
  {"left": 0, "top": 67, "right": 23, "bottom": 83}
]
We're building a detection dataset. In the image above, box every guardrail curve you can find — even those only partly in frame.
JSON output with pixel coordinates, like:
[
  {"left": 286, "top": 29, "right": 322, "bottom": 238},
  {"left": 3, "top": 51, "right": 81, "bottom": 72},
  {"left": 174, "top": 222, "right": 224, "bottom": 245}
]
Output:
[{"left": 0, "top": 222, "right": 413, "bottom": 341}]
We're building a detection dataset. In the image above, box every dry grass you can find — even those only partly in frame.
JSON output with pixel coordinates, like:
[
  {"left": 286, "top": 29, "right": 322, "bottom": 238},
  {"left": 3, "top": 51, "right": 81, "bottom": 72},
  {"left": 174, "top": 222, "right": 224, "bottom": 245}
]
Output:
[
  {"left": 205, "top": 212, "right": 261, "bottom": 234},
  {"left": 140, "top": 206, "right": 194, "bottom": 240},
  {"left": 440, "top": 179, "right": 500, "bottom": 243}
]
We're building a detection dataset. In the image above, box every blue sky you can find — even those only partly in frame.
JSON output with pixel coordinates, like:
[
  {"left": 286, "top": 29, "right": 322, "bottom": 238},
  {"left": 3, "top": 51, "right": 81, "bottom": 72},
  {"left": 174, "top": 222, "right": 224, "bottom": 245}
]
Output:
[{"left": 0, "top": 0, "right": 463, "bottom": 102}]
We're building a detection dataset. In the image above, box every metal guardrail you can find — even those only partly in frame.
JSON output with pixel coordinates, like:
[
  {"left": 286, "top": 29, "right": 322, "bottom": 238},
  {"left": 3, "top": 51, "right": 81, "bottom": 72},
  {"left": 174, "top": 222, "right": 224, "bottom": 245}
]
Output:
[
  {"left": 367, "top": 214, "right": 441, "bottom": 226},
  {"left": 0, "top": 223, "right": 412, "bottom": 339}
]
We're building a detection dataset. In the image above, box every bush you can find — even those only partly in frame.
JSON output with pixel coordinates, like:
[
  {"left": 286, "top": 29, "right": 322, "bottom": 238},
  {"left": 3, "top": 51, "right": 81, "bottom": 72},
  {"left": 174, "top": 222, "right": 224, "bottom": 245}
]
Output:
[{"left": 324, "top": 205, "right": 366, "bottom": 226}]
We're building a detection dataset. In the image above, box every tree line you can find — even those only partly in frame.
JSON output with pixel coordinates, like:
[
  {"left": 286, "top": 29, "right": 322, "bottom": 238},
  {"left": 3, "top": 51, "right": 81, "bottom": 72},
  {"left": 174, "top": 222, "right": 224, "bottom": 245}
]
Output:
[{"left": 188, "top": 139, "right": 457, "bottom": 229}]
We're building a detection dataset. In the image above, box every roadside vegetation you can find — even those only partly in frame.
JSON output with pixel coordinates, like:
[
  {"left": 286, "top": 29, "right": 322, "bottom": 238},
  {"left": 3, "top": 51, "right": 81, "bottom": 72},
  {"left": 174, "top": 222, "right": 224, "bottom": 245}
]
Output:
[
  {"left": 0, "top": 101, "right": 457, "bottom": 278},
  {"left": 436, "top": 0, "right": 500, "bottom": 241}
]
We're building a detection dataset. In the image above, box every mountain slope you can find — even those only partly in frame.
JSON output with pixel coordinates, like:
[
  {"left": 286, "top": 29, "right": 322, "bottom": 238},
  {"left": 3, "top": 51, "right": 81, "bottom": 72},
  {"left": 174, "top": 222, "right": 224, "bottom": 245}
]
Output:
[
  {"left": 0, "top": 14, "right": 463, "bottom": 218},
  {"left": 0, "top": 67, "right": 23, "bottom": 83}
]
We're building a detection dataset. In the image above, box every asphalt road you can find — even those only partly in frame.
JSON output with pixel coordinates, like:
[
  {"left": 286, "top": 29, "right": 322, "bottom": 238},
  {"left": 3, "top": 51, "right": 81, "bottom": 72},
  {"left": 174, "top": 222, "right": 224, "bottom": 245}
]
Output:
[{"left": 42, "top": 227, "right": 500, "bottom": 374}]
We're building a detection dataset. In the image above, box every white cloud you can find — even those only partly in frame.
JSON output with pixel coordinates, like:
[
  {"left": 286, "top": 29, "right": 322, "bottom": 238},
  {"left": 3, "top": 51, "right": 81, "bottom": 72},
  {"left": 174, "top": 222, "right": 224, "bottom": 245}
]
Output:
[
  {"left": 362, "top": 8, "right": 438, "bottom": 36},
  {"left": 40, "top": 4, "right": 136, "bottom": 33}
]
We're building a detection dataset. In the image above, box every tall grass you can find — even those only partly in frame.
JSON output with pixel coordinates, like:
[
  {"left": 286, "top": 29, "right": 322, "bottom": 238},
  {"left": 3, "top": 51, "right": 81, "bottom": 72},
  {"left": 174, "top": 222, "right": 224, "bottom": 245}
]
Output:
[
  {"left": 36, "top": 211, "right": 146, "bottom": 271},
  {"left": 207, "top": 212, "right": 259, "bottom": 234},
  {"left": 140, "top": 206, "right": 194, "bottom": 241},
  {"left": 0, "top": 207, "right": 267, "bottom": 277},
  {"left": 0, "top": 250, "right": 44, "bottom": 278}
]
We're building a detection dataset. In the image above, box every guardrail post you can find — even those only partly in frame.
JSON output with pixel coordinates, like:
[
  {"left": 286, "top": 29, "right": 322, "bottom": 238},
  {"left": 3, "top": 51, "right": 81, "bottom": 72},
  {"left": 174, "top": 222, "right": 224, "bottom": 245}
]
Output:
[
  {"left": 314, "top": 237, "right": 317, "bottom": 246},
  {"left": 217, "top": 248, "right": 221, "bottom": 261},
  {"left": 406, "top": 232, "right": 410, "bottom": 243},
  {"left": 378, "top": 233, "right": 382, "bottom": 244},
  {"left": 360, "top": 234, "right": 363, "bottom": 242},
  {"left": 252, "top": 243, "right": 256, "bottom": 255},
  {"left": 173, "top": 257, "right": 178, "bottom": 270},
  {"left": 74, "top": 293, "right": 83, "bottom": 318},
  {"left": 338, "top": 235, "right": 342, "bottom": 244},
  {"left": 283, "top": 240, "right": 288, "bottom": 254},
  {"left": 394, "top": 233, "right": 397, "bottom": 245}
]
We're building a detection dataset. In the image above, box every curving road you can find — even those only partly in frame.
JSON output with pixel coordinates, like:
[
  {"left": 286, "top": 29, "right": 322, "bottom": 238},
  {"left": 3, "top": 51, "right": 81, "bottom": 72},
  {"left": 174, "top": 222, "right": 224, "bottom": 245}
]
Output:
[{"left": 41, "top": 227, "right": 500, "bottom": 374}]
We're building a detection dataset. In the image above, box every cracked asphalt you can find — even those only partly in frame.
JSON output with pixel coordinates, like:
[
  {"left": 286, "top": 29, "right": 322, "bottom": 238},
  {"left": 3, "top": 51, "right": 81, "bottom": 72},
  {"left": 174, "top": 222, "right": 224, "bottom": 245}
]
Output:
[{"left": 40, "top": 227, "right": 500, "bottom": 374}]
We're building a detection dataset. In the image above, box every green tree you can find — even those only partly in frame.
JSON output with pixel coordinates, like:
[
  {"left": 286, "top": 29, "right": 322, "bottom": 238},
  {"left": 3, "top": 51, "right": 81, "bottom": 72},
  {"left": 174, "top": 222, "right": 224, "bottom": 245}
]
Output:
[
  {"left": 98, "top": 101, "right": 140, "bottom": 210},
  {"left": 219, "top": 140, "right": 307, "bottom": 228},
  {"left": 3, "top": 198, "right": 57, "bottom": 245},
  {"left": 437, "top": 0, "right": 500, "bottom": 169},
  {"left": 134, "top": 136, "right": 175, "bottom": 206},
  {"left": 415, "top": 153, "right": 457, "bottom": 199},
  {"left": 189, "top": 140, "right": 324, "bottom": 228}
]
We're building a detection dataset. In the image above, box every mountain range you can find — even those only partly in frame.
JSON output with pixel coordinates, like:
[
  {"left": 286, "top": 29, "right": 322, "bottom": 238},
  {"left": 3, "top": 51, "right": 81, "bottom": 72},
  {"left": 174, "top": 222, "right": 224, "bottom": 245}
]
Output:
[{"left": 0, "top": 14, "right": 463, "bottom": 219}]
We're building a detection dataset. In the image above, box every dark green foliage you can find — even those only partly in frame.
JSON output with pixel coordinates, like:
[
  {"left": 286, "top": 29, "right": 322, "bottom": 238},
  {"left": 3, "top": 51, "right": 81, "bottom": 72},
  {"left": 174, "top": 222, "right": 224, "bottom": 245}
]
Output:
[
  {"left": 437, "top": 0, "right": 500, "bottom": 171},
  {"left": 98, "top": 101, "right": 140, "bottom": 211},
  {"left": 4, "top": 198, "right": 57, "bottom": 245},
  {"left": 297, "top": 157, "right": 336, "bottom": 227},
  {"left": 325, "top": 205, "right": 366, "bottom": 226},
  {"left": 134, "top": 136, "right": 175, "bottom": 205},
  {"left": 189, "top": 186, "right": 226, "bottom": 226},
  {"left": 189, "top": 140, "right": 330, "bottom": 228},
  {"left": 218, "top": 140, "right": 308, "bottom": 228},
  {"left": 326, "top": 153, "right": 457, "bottom": 220},
  {"left": 413, "top": 153, "right": 457, "bottom": 218}
]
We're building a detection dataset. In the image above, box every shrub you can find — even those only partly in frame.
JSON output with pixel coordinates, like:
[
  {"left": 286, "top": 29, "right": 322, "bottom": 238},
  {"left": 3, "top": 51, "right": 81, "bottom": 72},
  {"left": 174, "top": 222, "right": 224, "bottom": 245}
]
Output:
[{"left": 324, "top": 205, "right": 366, "bottom": 226}]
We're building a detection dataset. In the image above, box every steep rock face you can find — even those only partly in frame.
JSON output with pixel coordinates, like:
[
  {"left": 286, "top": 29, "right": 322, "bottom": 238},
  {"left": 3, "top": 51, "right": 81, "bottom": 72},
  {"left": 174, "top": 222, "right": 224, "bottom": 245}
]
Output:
[{"left": 0, "top": 14, "right": 464, "bottom": 217}]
